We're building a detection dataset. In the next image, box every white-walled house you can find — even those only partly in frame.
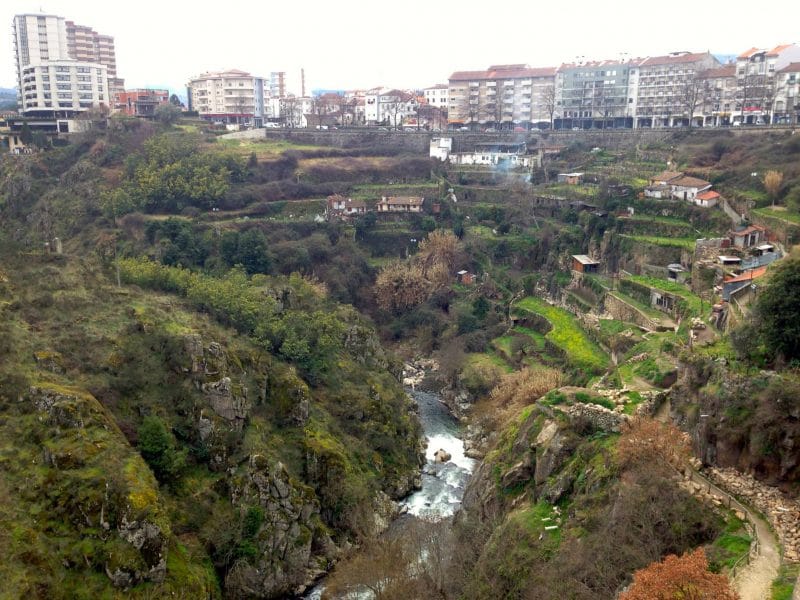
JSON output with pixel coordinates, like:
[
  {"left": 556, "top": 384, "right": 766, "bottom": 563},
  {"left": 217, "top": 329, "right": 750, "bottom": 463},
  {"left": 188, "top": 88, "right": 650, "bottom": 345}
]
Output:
[
  {"left": 430, "top": 137, "right": 453, "bottom": 161},
  {"left": 365, "top": 88, "right": 418, "bottom": 126},
  {"left": 670, "top": 176, "right": 712, "bottom": 201}
]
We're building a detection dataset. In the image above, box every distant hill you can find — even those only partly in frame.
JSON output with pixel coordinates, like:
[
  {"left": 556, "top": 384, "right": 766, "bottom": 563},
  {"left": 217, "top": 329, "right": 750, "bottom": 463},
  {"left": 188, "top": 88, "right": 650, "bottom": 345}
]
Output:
[{"left": 0, "top": 87, "right": 16, "bottom": 97}]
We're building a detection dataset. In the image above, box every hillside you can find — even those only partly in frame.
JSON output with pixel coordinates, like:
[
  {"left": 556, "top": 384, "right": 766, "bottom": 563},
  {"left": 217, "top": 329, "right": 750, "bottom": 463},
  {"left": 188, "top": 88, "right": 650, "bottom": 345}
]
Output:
[{"left": 1, "top": 121, "right": 799, "bottom": 598}]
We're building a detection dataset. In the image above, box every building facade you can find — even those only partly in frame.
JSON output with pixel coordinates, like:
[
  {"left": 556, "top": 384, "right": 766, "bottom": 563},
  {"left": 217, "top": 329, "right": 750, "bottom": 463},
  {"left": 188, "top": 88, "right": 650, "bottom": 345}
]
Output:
[
  {"left": 65, "top": 20, "right": 123, "bottom": 97},
  {"left": 734, "top": 44, "right": 800, "bottom": 124},
  {"left": 424, "top": 84, "right": 449, "bottom": 109},
  {"left": 364, "top": 89, "right": 417, "bottom": 127},
  {"left": 187, "top": 70, "right": 268, "bottom": 127},
  {"left": 775, "top": 63, "right": 800, "bottom": 124},
  {"left": 448, "top": 64, "right": 556, "bottom": 129},
  {"left": 555, "top": 60, "right": 633, "bottom": 129},
  {"left": 114, "top": 89, "right": 169, "bottom": 116},
  {"left": 13, "top": 13, "right": 116, "bottom": 118},
  {"left": 632, "top": 52, "right": 720, "bottom": 128}
]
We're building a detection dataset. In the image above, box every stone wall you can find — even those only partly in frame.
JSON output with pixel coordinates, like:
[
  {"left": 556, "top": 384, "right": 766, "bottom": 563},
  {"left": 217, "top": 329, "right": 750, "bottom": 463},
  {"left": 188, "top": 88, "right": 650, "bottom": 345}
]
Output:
[{"left": 604, "top": 292, "right": 661, "bottom": 331}]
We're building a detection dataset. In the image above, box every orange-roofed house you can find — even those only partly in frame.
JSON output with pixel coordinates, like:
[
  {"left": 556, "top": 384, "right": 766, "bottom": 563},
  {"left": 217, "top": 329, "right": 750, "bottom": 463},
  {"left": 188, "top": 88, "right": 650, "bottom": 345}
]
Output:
[
  {"left": 694, "top": 190, "right": 720, "bottom": 208},
  {"left": 669, "top": 176, "right": 712, "bottom": 202},
  {"left": 723, "top": 266, "right": 768, "bottom": 300}
]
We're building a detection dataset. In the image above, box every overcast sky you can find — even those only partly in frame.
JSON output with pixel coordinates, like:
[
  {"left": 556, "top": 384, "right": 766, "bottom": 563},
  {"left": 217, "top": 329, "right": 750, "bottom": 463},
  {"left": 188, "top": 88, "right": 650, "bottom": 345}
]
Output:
[{"left": 3, "top": 0, "right": 799, "bottom": 95}]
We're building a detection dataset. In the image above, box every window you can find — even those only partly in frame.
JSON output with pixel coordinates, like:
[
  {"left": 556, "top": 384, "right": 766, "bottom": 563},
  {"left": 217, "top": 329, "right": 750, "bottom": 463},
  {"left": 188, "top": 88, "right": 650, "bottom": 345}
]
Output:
[{"left": 56, "top": 66, "right": 70, "bottom": 73}]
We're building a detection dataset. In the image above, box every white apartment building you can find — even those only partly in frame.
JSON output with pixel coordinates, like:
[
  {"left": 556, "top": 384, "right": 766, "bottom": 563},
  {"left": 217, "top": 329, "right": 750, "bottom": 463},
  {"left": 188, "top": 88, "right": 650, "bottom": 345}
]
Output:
[
  {"left": 448, "top": 65, "right": 556, "bottom": 130},
  {"left": 187, "top": 70, "right": 269, "bottom": 127},
  {"left": 424, "top": 84, "right": 449, "bottom": 109},
  {"left": 19, "top": 61, "right": 108, "bottom": 114},
  {"left": 13, "top": 13, "right": 113, "bottom": 117},
  {"left": 364, "top": 88, "right": 418, "bottom": 127},
  {"left": 632, "top": 52, "right": 720, "bottom": 128}
]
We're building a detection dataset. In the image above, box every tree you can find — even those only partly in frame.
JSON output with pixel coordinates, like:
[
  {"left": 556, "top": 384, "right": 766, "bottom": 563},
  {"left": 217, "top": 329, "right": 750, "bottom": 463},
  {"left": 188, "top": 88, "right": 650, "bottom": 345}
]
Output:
[
  {"left": 763, "top": 170, "right": 784, "bottom": 206},
  {"left": 616, "top": 417, "right": 691, "bottom": 473},
  {"left": 137, "top": 415, "right": 186, "bottom": 483},
  {"left": 542, "top": 84, "right": 557, "bottom": 130},
  {"left": 753, "top": 254, "right": 800, "bottom": 362},
  {"left": 620, "top": 548, "right": 738, "bottom": 600},
  {"left": 19, "top": 121, "right": 33, "bottom": 145},
  {"left": 679, "top": 74, "right": 708, "bottom": 128},
  {"left": 154, "top": 103, "right": 182, "bottom": 125},
  {"left": 169, "top": 93, "right": 182, "bottom": 107}
]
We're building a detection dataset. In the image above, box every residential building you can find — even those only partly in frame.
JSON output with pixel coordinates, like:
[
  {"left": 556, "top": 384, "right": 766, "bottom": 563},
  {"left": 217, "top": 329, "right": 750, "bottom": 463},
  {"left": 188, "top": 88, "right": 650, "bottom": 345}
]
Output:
[
  {"left": 326, "top": 195, "right": 367, "bottom": 220},
  {"left": 774, "top": 63, "right": 800, "bottom": 124},
  {"left": 729, "top": 224, "right": 767, "bottom": 248},
  {"left": 187, "top": 70, "right": 268, "bottom": 127},
  {"left": 429, "top": 137, "right": 452, "bottom": 161},
  {"left": 669, "top": 175, "right": 712, "bottom": 201},
  {"left": 723, "top": 266, "right": 768, "bottom": 301},
  {"left": 365, "top": 88, "right": 417, "bottom": 127},
  {"left": 694, "top": 190, "right": 720, "bottom": 207},
  {"left": 114, "top": 89, "right": 169, "bottom": 117},
  {"left": 699, "top": 64, "right": 737, "bottom": 126},
  {"left": 424, "top": 84, "right": 449, "bottom": 109},
  {"left": 376, "top": 196, "right": 424, "bottom": 213},
  {"left": 556, "top": 60, "right": 633, "bottom": 129},
  {"left": 65, "top": 20, "right": 123, "bottom": 97},
  {"left": 558, "top": 172, "right": 584, "bottom": 185},
  {"left": 448, "top": 64, "right": 556, "bottom": 129},
  {"left": 447, "top": 143, "right": 539, "bottom": 168},
  {"left": 270, "top": 72, "right": 286, "bottom": 98},
  {"left": 632, "top": 52, "right": 720, "bottom": 128},
  {"left": 13, "top": 13, "right": 113, "bottom": 118},
  {"left": 734, "top": 44, "right": 800, "bottom": 124}
]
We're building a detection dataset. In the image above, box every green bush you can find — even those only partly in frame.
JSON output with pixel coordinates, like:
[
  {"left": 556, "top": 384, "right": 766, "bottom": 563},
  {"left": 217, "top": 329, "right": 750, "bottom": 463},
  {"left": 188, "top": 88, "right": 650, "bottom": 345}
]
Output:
[{"left": 137, "top": 415, "right": 186, "bottom": 483}]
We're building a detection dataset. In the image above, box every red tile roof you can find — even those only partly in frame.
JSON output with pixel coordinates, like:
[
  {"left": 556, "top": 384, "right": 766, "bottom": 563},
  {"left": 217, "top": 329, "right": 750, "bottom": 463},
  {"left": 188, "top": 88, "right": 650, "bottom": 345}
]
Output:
[
  {"left": 383, "top": 196, "right": 424, "bottom": 205},
  {"left": 639, "top": 52, "right": 712, "bottom": 66},
  {"left": 697, "top": 191, "right": 720, "bottom": 200},
  {"left": 738, "top": 47, "right": 762, "bottom": 59},
  {"left": 671, "top": 176, "right": 711, "bottom": 188},
  {"left": 729, "top": 224, "right": 766, "bottom": 237},
  {"left": 449, "top": 66, "right": 557, "bottom": 81},
  {"left": 779, "top": 62, "right": 800, "bottom": 74},
  {"left": 701, "top": 65, "right": 736, "bottom": 78},
  {"left": 724, "top": 266, "right": 768, "bottom": 284},
  {"left": 652, "top": 170, "right": 684, "bottom": 182},
  {"left": 768, "top": 43, "right": 794, "bottom": 56}
]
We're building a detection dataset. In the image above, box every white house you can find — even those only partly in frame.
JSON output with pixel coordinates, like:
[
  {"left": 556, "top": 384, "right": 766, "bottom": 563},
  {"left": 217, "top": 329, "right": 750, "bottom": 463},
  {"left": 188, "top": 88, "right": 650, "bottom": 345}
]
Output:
[
  {"left": 670, "top": 176, "right": 712, "bottom": 201},
  {"left": 365, "top": 88, "right": 418, "bottom": 126},
  {"left": 430, "top": 137, "right": 453, "bottom": 161}
]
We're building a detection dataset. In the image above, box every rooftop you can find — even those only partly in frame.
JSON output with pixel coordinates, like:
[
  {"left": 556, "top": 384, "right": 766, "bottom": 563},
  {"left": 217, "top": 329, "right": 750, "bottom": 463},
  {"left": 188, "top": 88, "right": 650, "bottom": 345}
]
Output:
[
  {"left": 652, "top": 170, "right": 684, "bottom": 182},
  {"left": 671, "top": 176, "right": 711, "bottom": 188},
  {"left": 572, "top": 254, "right": 600, "bottom": 265},
  {"left": 697, "top": 190, "right": 721, "bottom": 200},
  {"left": 639, "top": 52, "right": 712, "bottom": 66},
  {"left": 449, "top": 65, "right": 557, "bottom": 81},
  {"left": 383, "top": 196, "right": 424, "bottom": 205},
  {"left": 724, "top": 266, "right": 768, "bottom": 284}
]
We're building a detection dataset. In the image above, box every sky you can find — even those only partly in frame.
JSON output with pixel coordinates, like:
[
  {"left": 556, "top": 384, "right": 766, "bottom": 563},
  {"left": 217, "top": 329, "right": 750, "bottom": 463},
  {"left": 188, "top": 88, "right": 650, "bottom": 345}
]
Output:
[{"left": 3, "top": 0, "right": 799, "bottom": 96}]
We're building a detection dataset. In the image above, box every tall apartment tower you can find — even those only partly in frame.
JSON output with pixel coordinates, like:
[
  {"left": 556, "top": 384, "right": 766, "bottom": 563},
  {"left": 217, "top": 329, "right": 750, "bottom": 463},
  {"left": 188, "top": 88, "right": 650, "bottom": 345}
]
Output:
[
  {"left": 65, "top": 20, "right": 124, "bottom": 96},
  {"left": 12, "top": 13, "right": 118, "bottom": 117},
  {"left": 270, "top": 72, "right": 286, "bottom": 98}
]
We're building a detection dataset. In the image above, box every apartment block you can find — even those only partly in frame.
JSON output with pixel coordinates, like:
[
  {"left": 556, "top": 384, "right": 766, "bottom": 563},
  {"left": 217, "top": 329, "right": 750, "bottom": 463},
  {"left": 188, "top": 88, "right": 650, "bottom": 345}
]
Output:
[
  {"left": 13, "top": 13, "right": 118, "bottom": 118},
  {"left": 699, "top": 65, "right": 737, "bottom": 126},
  {"left": 734, "top": 44, "right": 800, "bottom": 124},
  {"left": 448, "top": 64, "right": 556, "bottom": 130},
  {"left": 775, "top": 63, "right": 800, "bottom": 124},
  {"left": 632, "top": 52, "right": 720, "bottom": 128},
  {"left": 270, "top": 72, "right": 286, "bottom": 98},
  {"left": 556, "top": 60, "right": 634, "bottom": 129},
  {"left": 187, "top": 70, "right": 268, "bottom": 127},
  {"left": 13, "top": 15, "right": 109, "bottom": 117},
  {"left": 65, "top": 20, "right": 124, "bottom": 97}
]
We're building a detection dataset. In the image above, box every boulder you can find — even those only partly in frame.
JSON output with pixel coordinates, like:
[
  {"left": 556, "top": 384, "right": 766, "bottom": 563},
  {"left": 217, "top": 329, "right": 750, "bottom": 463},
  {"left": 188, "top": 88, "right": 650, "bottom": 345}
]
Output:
[{"left": 434, "top": 449, "right": 452, "bottom": 463}]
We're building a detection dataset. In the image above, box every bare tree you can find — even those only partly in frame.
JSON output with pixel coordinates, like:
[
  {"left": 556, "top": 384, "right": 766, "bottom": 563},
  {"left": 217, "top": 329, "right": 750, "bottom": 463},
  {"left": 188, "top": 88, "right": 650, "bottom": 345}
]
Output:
[
  {"left": 542, "top": 84, "right": 557, "bottom": 130},
  {"left": 678, "top": 74, "right": 708, "bottom": 128}
]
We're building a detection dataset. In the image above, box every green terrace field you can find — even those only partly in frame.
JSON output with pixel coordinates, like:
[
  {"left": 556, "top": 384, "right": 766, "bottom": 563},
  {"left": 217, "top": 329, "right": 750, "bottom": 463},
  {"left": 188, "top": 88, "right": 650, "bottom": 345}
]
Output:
[
  {"left": 514, "top": 297, "right": 609, "bottom": 374},
  {"left": 752, "top": 206, "right": 800, "bottom": 225},
  {"left": 620, "top": 235, "right": 697, "bottom": 250},
  {"left": 217, "top": 137, "right": 329, "bottom": 157},
  {"left": 624, "top": 275, "right": 705, "bottom": 316}
]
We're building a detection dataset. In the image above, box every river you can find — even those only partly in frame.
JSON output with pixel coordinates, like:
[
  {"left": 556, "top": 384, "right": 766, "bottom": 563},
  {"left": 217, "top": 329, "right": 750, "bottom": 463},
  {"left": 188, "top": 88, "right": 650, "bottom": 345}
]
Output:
[{"left": 304, "top": 387, "right": 475, "bottom": 598}]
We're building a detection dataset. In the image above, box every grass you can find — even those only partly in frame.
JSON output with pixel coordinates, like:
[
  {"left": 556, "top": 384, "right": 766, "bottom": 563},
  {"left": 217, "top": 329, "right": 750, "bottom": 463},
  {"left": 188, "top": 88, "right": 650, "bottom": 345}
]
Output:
[
  {"left": 514, "top": 297, "right": 609, "bottom": 373},
  {"left": 624, "top": 275, "right": 706, "bottom": 316},
  {"left": 515, "top": 326, "right": 547, "bottom": 351},
  {"left": 752, "top": 206, "right": 800, "bottom": 225},
  {"left": 771, "top": 563, "right": 799, "bottom": 600},
  {"left": 608, "top": 291, "right": 672, "bottom": 323},
  {"left": 467, "top": 351, "right": 514, "bottom": 373},
  {"left": 621, "top": 234, "right": 697, "bottom": 250},
  {"left": 217, "top": 137, "right": 328, "bottom": 157}
]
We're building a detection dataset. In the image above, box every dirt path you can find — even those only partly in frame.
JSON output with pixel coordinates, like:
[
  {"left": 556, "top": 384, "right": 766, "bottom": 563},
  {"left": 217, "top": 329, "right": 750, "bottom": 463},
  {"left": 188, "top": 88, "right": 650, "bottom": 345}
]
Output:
[{"left": 657, "top": 399, "right": 781, "bottom": 599}]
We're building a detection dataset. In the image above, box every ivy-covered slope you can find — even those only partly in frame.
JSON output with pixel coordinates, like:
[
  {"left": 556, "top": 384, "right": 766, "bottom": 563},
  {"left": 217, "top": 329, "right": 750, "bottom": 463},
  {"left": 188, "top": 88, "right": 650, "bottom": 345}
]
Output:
[{"left": 0, "top": 253, "right": 422, "bottom": 598}]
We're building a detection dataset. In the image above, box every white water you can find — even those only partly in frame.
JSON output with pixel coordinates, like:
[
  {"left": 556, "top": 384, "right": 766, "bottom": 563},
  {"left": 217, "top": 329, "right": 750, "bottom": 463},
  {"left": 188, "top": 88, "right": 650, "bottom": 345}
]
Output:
[
  {"left": 304, "top": 388, "right": 475, "bottom": 599},
  {"left": 403, "top": 389, "right": 476, "bottom": 519}
]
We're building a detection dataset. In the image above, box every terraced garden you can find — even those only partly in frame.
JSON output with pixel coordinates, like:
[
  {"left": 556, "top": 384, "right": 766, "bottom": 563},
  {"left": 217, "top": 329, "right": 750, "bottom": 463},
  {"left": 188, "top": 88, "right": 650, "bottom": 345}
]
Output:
[{"left": 514, "top": 297, "right": 609, "bottom": 374}]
